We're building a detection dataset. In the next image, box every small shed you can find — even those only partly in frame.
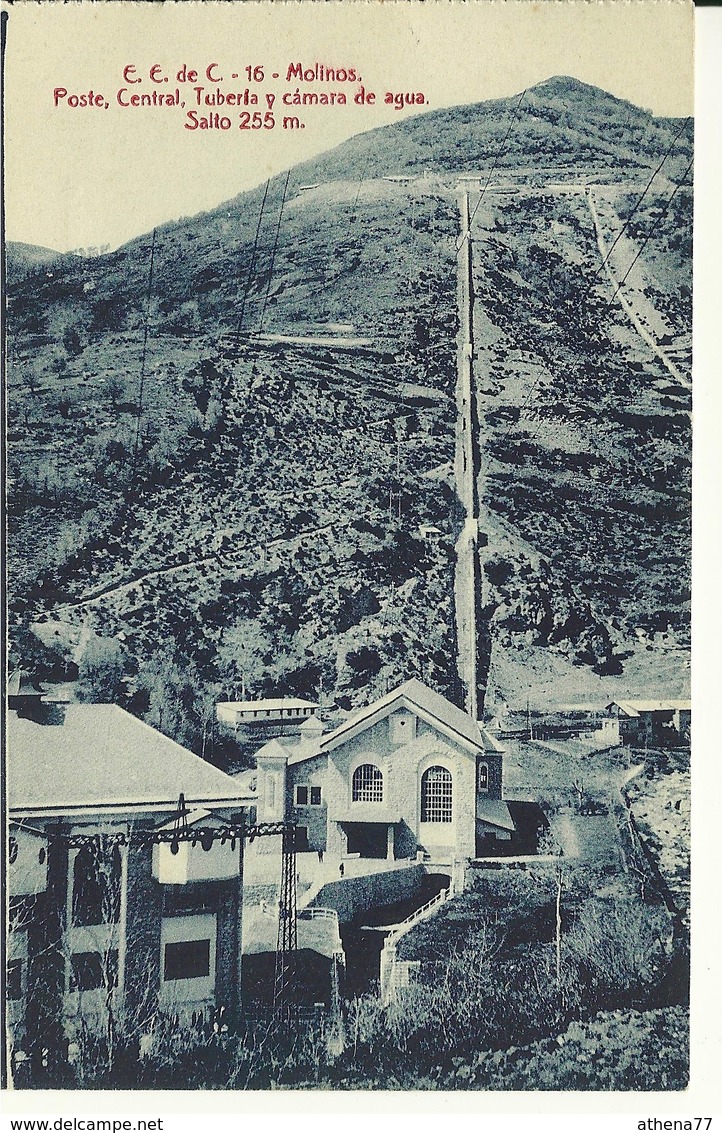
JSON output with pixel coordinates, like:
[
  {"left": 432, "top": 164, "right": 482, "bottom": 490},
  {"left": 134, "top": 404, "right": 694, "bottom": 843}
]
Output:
[
  {"left": 605, "top": 700, "right": 691, "bottom": 747},
  {"left": 416, "top": 524, "right": 443, "bottom": 543}
]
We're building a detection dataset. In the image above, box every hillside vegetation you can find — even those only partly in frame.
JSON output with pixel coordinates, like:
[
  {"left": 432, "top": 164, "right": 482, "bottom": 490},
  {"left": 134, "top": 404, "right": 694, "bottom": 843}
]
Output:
[{"left": 6, "top": 76, "right": 691, "bottom": 750}]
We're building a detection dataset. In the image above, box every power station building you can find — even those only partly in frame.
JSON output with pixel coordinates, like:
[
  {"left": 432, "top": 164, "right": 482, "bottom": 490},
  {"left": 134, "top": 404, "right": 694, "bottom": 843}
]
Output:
[{"left": 252, "top": 679, "right": 515, "bottom": 863}]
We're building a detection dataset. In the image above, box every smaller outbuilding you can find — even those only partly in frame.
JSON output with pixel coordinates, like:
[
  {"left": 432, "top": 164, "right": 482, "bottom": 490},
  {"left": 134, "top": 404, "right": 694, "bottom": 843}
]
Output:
[
  {"left": 605, "top": 700, "right": 691, "bottom": 747},
  {"left": 217, "top": 697, "right": 319, "bottom": 743}
]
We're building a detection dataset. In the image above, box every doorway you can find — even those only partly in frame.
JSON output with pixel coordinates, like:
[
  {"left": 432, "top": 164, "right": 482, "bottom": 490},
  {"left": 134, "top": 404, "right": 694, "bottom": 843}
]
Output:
[{"left": 344, "top": 823, "right": 388, "bottom": 859}]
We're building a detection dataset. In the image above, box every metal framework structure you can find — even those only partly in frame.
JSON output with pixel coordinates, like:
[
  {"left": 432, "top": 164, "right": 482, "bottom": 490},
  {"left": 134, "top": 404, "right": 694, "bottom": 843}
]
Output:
[
  {"left": 54, "top": 819, "right": 292, "bottom": 850},
  {"left": 11, "top": 804, "right": 299, "bottom": 1008},
  {"left": 273, "top": 824, "right": 298, "bottom": 1008}
]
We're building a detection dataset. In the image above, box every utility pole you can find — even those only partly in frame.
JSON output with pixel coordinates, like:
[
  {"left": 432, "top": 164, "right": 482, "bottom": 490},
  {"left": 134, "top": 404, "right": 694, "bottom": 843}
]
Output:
[{"left": 396, "top": 438, "right": 402, "bottom": 520}]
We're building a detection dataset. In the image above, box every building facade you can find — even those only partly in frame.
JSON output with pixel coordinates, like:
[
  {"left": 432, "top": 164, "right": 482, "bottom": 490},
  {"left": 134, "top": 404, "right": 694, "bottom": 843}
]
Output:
[
  {"left": 606, "top": 699, "right": 692, "bottom": 747},
  {"left": 217, "top": 697, "right": 319, "bottom": 743},
  {"left": 7, "top": 699, "right": 254, "bottom": 1073},
  {"left": 252, "top": 679, "right": 515, "bottom": 864}
]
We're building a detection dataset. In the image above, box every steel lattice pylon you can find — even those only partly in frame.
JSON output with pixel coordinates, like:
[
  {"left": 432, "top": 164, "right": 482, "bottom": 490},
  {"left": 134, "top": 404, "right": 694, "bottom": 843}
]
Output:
[{"left": 273, "top": 824, "right": 297, "bottom": 1008}]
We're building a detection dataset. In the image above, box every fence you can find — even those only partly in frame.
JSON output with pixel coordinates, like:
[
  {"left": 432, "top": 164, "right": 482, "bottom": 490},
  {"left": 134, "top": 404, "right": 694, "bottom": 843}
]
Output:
[
  {"left": 379, "top": 881, "right": 455, "bottom": 1005},
  {"left": 298, "top": 906, "right": 339, "bottom": 921}
]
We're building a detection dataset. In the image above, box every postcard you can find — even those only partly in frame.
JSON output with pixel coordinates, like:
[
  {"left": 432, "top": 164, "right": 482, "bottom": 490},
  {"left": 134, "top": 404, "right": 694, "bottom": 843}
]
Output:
[{"left": 2, "top": 0, "right": 709, "bottom": 1114}]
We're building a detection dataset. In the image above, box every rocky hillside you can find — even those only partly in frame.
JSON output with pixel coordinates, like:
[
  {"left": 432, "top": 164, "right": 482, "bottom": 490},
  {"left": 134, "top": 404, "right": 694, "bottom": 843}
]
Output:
[
  {"left": 6, "top": 77, "right": 691, "bottom": 751},
  {"left": 471, "top": 176, "right": 691, "bottom": 710},
  {"left": 292, "top": 75, "right": 691, "bottom": 185}
]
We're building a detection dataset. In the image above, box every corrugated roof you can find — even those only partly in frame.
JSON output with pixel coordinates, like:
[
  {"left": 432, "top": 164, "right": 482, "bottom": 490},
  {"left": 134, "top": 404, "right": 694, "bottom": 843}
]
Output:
[
  {"left": 217, "top": 698, "right": 318, "bottom": 712},
  {"left": 8, "top": 705, "right": 252, "bottom": 815}
]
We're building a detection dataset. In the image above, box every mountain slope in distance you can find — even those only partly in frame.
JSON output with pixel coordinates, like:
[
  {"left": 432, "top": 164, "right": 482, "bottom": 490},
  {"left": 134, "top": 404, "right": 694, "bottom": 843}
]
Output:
[{"left": 5, "top": 78, "right": 691, "bottom": 750}]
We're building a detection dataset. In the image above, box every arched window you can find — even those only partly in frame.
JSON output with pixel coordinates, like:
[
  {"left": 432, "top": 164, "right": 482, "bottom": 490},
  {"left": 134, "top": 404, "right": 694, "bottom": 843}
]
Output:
[
  {"left": 478, "top": 763, "right": 489, "bottom": 790},
  {"left": 421, "top": 766, "right": 452, "bottom": 823},
  {"left": 72, "top": 842, "right": 122, "bottom": 927},
  {"left": 352, "top": 764, "right": 383, "bottom": 803}
]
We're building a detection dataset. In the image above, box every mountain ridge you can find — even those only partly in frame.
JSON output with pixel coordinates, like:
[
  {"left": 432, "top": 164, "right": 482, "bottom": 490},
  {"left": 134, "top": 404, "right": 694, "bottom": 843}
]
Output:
[{"left": 6, "top": 77, "right": 691, "bottom": 753}]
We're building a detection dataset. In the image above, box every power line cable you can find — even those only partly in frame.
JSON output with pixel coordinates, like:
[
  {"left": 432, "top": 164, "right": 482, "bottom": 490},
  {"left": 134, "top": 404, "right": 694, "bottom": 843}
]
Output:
[
  {"left": 234, "top": 178, "right": 271, "bottom": 350},
  {"left": 462, "top": 89, "right": 528, "bottom": 244},
  {"left": 131, "top": 227, "right": 156, "bottom": 481},
  {"left": 492, "top": 157, "right": 692, "bottom": 457},
  {"left": 257, "top": 170, "right": 291, "bottom": 336},
  {"left": 464, "top": 114, "right": 690, "bottom": 460},
  {"left": 603, "top": 159, "right": 693, "bottom": 311},
  {"left": 589, "top": 116, "right": 691, "bottom": 285},
  {"left": 420, "top": 90, "right": 529, "bottom": 346}
]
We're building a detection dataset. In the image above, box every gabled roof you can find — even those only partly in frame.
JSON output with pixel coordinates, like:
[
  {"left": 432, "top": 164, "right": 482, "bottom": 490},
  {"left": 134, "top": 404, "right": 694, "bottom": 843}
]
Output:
[
  {"left": 325, "top": 679, "right": 502, "bottom": 752},
  {"left": 8, "top": 704, "right": 253, "bottom": 817},
  {"left": 288, "top": 679, "right": 503, "bottom": 767},
  {"left": 607, "top": 699, "right": 692, "bottom": 717},
  {"left": 254, "top": 739, "right": 291, "bottom": 762},
  {"left": 299, "top": 714, "right": 324, "bottom": 734}
]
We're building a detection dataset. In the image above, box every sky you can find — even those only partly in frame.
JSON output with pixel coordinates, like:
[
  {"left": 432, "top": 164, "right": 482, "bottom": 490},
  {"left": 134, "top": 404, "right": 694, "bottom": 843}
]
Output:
[{"left": 3, "top": 0, "right": 694, "bottom": 253}]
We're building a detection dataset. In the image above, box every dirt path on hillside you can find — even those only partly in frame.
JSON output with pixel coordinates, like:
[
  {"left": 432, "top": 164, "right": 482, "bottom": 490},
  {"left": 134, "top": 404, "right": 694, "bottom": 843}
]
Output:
[
  {"left": 56, "top": 516, "right": 349, "bottom": 612},
  {"left": 587, "top": 189, "right": 691, "bottom": 392},
  {"left": 56, "top": 553, "right": 223, "bottom": 611}
]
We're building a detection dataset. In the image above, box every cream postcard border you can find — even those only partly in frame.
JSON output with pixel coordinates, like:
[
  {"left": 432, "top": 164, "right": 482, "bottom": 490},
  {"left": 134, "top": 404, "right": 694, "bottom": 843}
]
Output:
[{"left": 1, "top": 0, "right": 715, "bottom": 1121}]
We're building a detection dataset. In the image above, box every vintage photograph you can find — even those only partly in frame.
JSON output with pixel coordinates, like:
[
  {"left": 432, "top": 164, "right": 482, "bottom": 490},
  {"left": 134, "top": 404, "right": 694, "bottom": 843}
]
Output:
[{"left": 3, "top": 0, "right": 693, "bottom": 1093}]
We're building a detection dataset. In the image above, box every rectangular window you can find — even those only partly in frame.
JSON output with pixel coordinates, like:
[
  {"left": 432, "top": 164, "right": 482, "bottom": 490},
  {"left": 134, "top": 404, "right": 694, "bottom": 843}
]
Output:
[
  {"left": 70, "top": 950, "right": 118, "bottom": 992},
  {"left": 7, "top": 959, "right": 22, "bottom": 1000},
  {"left": 164, "top": 939, "right": 211, "bottom": 981},
  {"left": 295, "top": 785, "right": 309, "bottom": 806},
  {"left": 310, "top": 786, "right": 322, "bottom": 806},
  {"left": 72, "top": 843, "right": 122, "bottom": 927}
]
